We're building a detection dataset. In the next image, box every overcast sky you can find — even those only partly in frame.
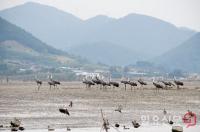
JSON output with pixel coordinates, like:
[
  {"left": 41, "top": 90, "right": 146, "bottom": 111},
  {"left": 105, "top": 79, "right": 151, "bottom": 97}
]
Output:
[{"left": 0, "top": 0, "right": 200, "bottom": 31}]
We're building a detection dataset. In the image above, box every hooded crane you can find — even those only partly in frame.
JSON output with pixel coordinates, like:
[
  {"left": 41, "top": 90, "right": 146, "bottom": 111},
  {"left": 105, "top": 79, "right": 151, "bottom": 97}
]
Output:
[
  {"left": 48, "top": 75, "right": 60, "bottom": 90},
  {"left": 92, "top": 75, "right": 102, "bottom": 87},
  {"left": 109, "top": 81, "right": 119, "bottom": 88},
  {"left": 100, "top": 79, "right": 111, "bottom": 89},
  {"left": 159, "top": 77, "right": 175, "bottom": 89},
  {"left": 82, "top": 76, "right": 95, "bottom": 88},
  {"left": 132, "top": 120, "right": 140, "bottom": 128},
  {"left": 161, "top": 80, "right": 175, "bottom": 89},
  {"left": 121, "top": 78, "right": 129, "bottom": 91},
  {"left": 138, "top": 78, "right": 147, "bottom": 89},
  {"left": 50, "top": 79, "right": 61, "bottom": 88},
  {"left": 98, "top": 75, "right": 110, "bottom": 89},
  {"left": 109, "top": 76, "right": 119, "bottom": 88},
  {"left": 128, "top": 80, "right": 137, "bottom": 91},
  {"left": 48, "top": 80, "right": 56, "bottom": 90},
  {"left": 153, "top": 78, "right": 164, "bottom": 91},
  {"left": 59, "top": 107, "right": 70, "bottom": 116},
  {"left": 34, "top": 76, "right": 42, "bottom": 91},
  {"left": 174, "top": 77, "right": 184, "bottom": 89}
]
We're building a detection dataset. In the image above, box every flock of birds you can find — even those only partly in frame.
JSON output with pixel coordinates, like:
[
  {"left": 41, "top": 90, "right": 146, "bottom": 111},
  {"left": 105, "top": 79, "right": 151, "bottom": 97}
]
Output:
[
  {"left": 2, "top": 75, "right": 187, "bottom": 132},
  {"left": 34, "top": 74, "right": 184, "bottom": 91},
  {"left": 82, "top": 75, "right": 184, "bottom": 91},
  {"left": 32, "top": 74, "right": 186, "bottom": 132},
  {"left": 34, "top": 75, "right": 61, "bottom": 90}
]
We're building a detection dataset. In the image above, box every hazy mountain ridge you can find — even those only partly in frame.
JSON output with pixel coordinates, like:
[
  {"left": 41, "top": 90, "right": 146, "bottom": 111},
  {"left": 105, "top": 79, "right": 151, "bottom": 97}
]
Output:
[
  {"left": 69, "top": 42, "right": 142, "bottom": 65},
  {"left": 0, "top": 2, "right": 196, "bottom": 66},
  {"left": 0, "top": 17, "right": 86, "bottom": 68},
  {"left": 156, "top": 32, "right": 200, "bottom": 72},
  {"left": 0, "top": 2, "right": 83, "bottom": 49}
]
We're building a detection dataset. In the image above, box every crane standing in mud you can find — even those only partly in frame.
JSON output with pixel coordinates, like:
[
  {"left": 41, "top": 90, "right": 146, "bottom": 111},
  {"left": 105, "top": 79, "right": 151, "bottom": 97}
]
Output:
[
  {"left": 153, "top": 78, "right": 164, "bottom": 92},
  {"left": 109, "top": 76, "right": 119, "bottom": 89},
  {"left": 174, "top": 79, "right": 184, "bottom": 89},
  {"left": 138, "top": 78, "right": 147, "bottom": 89},
  {"left": 128, "top": 80, "right": 137, "bottom": 91},
  {"left": 121, "top": 78, "right": 129, "bottom": 91},
  {"left": 82, "top": 77, "right": 95, "bottom": 88},
  {"left": 48, "top": 75, "right": 61, "bottom": 90},
  {"left": 34, "top": 76, "right": 42, "bottom": 91}
]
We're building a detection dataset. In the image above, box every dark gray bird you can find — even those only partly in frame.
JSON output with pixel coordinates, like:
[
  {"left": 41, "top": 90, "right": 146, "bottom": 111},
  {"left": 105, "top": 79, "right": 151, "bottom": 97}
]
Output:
[
  {"left": 161, "top": 80, "right": 175, "bottom": 88},
  {"left": 98, "top": 76, "right": 110, "bottom": 88},
  {"left": 51, "top": 79, "right": 61, "bottom": 86},
  {"left": 121, "top": 78, "right": 129, "bottom": 90},
  {"left": 19, "top": 126, "right": 25, "bottom": 131},
  {"left": 108, "top": 76, "right": 119, "bottom": 88},
  {"left": 153, "top": 82, "right": 164, "bottom": 90},
  {"left": 153, "top": 78, "right": 164, "bottom": 90},
  {"left": 109, "top": 81, "right": 119, "bottom": 87},
  {"left": 174, "top": 79, "right": 184, "bottom": 89},
  {"left": 138, "top": 78, "right": 147, "bottom": 88},
  {"left": 168, "top": 120, "right": 174, "bottom": 125},
  {"left": 132, "top": 120, "right": 140, "bottom": 128},
  {"left": 83, "top": 77, "right": 95, "bottom": 88},
  {"left": 48, "top": 75, "right": 60, "bottom": 89},
  {"left": 128, "top": 81, "right": 137, "bottom": 90},
  {"left": 34, "top": 76, "right": 42, "bottom": 91},
  {"left": 115, "top": 123, "right": 120, "bottom": 128},
  {"left": 35, "top": 79, "right": 42, "bottom": 86},
  {"left": 48, "top": 81, "right": 56, "bottom": 89},
  {"left": 102, "top": 81, "right": 111, "bottom": 88},
  {"left": 10, "top": 118, "right": 21, "bottom": 127},
  {"left": 59, "top": 108, "right": 70, "bottom": 116},
  {"left": 92, "top": 75, "right": 109, "bottom": 89},
  {"left": 92, "top": 76, "right": 102, "bottom": 85},
  {"left": 35, "top": 79, "right": 42, "bottom": 91}
]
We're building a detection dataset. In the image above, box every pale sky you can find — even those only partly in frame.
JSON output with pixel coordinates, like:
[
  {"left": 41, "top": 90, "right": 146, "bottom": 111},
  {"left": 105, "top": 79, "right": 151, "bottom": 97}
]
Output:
[{"left": 0, "top": 0, "right": 200, "bottom": 31}]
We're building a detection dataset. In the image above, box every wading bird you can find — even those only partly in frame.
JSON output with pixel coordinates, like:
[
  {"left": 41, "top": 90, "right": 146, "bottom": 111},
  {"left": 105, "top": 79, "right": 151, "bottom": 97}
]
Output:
[
  {"left": 82, "top": 77, "right": 95, "bottom": 88},
  {"left": 92, "top": 75, "right": 102, "bottom": 88},
  {"left": 174, "top": 77, "right": 184, "bottom": 89},
  {"left": 109, "top": 77, "right": 119, "bottom": 88},
  {"left": 48, "top": 75, "right": 61, "bottom": 89},
  {"left": 48, "top": 81, "right": 56, "bottom": 90},
  {"left": 138, "top": 78, "right": 147, "bottom": 89},
  {"left": 34, "top": 76, "right": 42, "bottom": 91},
  {"left": 153, "top": 79, "right": 164, "bottom": 91},
  {"left": 121, "top": 78, "right": 129, "bottom": 91},
  {"left": 59, "top": 108, "right": 70, "bottom": 116},
  {"left": 50, "top": 79, "right": 61, "bottom": 88},
  {"left": 160, "top": 80, "right": 175, "bottom": 89},
  {"left": 132, "top": 120, "right": 140, "bottom": 128},
  {"left": 128, "top": 80, "right": 137, "bottom": 90}
]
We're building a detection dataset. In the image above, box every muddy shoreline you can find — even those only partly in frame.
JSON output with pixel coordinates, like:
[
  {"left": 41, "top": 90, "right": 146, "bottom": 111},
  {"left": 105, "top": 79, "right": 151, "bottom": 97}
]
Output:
[{"left": 0, "top": 81, "right": 200, "bottom": 130}]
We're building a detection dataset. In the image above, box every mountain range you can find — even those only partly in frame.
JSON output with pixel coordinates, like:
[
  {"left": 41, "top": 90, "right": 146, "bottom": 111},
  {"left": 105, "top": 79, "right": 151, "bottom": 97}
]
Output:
[
  {"left": 155, "top": 32, "right": 200, "bottom": 72},
  {"left": 69, "top": 42, "right": 143, "bottom": 66},
  {"left": 0, "top": 16, "right": 87, "bottom": 69},
  {"left": 0, "top": 2, "right": 196, "bottom": 65}
]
